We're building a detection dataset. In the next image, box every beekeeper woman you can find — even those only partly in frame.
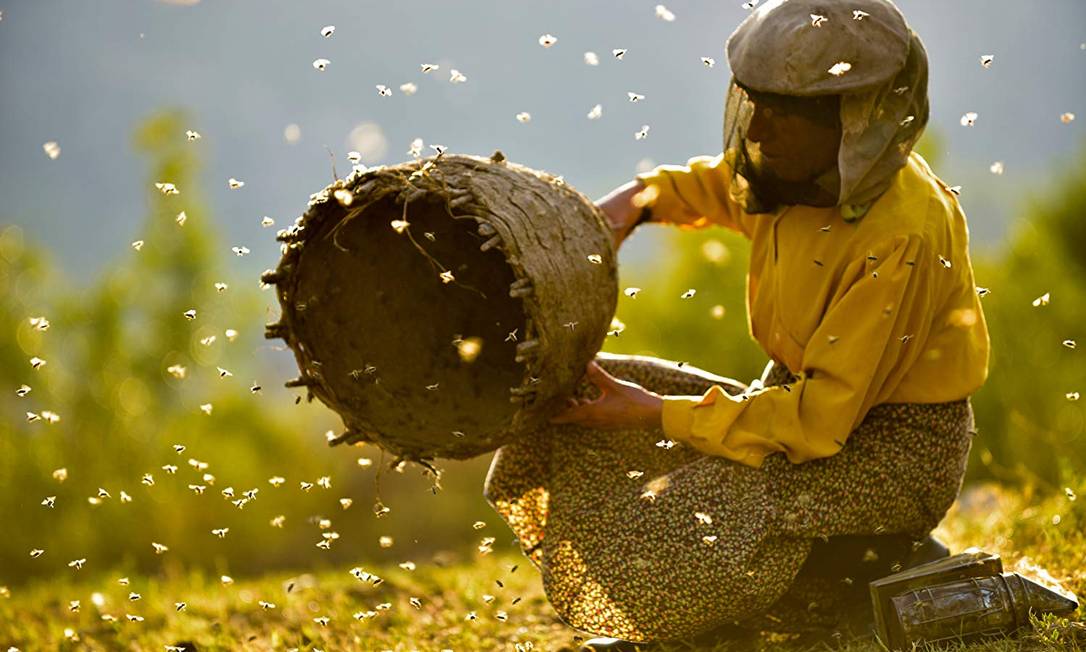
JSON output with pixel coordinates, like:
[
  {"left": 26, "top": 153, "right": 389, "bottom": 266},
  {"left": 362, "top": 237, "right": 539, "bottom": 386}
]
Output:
[{"left": 484, "top": 0, "right": 990, "bottom": 649}]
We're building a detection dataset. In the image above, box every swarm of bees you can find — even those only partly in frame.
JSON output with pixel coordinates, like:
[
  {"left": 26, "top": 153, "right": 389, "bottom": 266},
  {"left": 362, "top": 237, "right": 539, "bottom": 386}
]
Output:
[{"left": 7, "top": 3, "right": 1082, "bottom": 649}]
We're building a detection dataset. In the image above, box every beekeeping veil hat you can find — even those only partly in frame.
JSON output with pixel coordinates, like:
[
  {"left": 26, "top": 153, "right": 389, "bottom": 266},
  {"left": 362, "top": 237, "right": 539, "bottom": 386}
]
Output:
[{"left": 723, "top": 0, "right": 928, "bottom": 220}]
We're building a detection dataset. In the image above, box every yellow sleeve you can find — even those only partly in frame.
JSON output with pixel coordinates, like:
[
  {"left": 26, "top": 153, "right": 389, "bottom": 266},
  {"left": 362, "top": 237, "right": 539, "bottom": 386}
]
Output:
[
  {"left": 661, "top": 234, "right": 933, "bottom": 467},
  {"left": 634, "top": 153, "right": 747, "bottom": 237}
]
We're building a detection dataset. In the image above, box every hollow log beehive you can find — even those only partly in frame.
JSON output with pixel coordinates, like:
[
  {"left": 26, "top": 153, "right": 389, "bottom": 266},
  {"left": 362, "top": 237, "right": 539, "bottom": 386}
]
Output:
[{"left": 263, "top": 151, "right": 618, "bottom": 462}]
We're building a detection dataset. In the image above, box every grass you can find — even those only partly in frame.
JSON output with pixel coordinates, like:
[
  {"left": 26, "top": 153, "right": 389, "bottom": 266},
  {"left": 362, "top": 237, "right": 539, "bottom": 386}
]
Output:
[{"left": 1, "top": 481, "right": 1083, "bottom": 652}]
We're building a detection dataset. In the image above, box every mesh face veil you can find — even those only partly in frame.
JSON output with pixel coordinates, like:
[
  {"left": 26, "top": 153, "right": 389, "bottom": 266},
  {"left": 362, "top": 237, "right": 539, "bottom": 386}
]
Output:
[
  {"left": 722, "top": 0, "right": 930, "bottom": 220},
  {"left": 722, "top": 82, "right": 843, "bottom": 214}
]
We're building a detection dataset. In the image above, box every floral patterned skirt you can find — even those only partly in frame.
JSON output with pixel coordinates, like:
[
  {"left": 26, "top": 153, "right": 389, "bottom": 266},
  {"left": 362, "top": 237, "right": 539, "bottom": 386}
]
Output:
[{"left": 483, "top": 353, "right": 975, "bottom": 643}]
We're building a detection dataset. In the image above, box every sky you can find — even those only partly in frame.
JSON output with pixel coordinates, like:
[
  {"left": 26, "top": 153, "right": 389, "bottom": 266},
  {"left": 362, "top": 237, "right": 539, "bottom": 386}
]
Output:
[{"left": 1, "top": 0, "right": 1084, "bottom": 283}]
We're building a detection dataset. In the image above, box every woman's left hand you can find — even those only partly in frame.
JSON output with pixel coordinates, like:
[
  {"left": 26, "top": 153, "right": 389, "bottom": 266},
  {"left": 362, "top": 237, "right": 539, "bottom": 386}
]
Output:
[{"left": 549, "top": 360, "right": 664, "bottom": 430}]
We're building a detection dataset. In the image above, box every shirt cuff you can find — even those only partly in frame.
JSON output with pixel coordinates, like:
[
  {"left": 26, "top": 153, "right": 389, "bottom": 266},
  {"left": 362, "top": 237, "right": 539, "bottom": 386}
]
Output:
[
  {"left": 634, "top": 166, "right": 702, "bottom": 225},
  {"left": 661, "top": 395, "right": 701, "bottom": 442},
  {"left": 661, "top": 386, "right": 767, "bottom": 468}
]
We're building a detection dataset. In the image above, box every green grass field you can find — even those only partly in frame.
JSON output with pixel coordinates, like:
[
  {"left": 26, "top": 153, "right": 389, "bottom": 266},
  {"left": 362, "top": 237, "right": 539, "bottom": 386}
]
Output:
[{"left": 2, "top": 482, "right": 1083, "bottom": 652}]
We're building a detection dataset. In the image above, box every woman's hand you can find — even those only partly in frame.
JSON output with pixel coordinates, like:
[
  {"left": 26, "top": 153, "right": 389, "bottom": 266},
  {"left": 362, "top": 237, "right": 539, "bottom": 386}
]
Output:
[
  {"left": 596, "top": 180, "right": 650, "bottom": 249},
  {"left": 549, "top": 360, "right": 664, "bottom": 430}
]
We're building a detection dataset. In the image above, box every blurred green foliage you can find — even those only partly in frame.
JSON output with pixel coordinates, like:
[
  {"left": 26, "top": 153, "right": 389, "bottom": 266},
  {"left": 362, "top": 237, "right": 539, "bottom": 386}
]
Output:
[
  {"left": 1, "top": 112, "right": 1082, "bottom": 587},
  {"left": 0, "top": 112, "right": 499, "bottom": 585},
  {"left": 966, "top": 149, "right": 1086, "bottom": 487},
  {"left": 606, "top": 221, "right": 765, "bottom": 385}
]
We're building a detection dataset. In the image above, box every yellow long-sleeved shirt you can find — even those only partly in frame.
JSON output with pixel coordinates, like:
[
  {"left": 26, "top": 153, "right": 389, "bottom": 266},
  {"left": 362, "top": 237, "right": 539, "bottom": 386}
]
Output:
[{"left": 633, "top": 150, "right": 990, "bottom": 468}]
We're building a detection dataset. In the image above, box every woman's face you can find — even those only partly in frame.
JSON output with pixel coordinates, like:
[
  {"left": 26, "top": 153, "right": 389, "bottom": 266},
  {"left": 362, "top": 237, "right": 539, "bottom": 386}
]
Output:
[{"left": 744, "top": 92, "right": 842, "bottom": 183}]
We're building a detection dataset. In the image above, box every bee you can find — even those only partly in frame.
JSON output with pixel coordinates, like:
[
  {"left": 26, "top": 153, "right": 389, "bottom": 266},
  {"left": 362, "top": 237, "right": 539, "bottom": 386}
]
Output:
[{"left": 828, "top": 62, "right": 852, "bottom": 77}]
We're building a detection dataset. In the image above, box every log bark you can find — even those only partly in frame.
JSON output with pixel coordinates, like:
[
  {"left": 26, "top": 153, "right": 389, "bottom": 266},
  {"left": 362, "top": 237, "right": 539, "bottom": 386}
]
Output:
[{"left": 264, "top": 151, "right": 618, "bottom": 461}]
